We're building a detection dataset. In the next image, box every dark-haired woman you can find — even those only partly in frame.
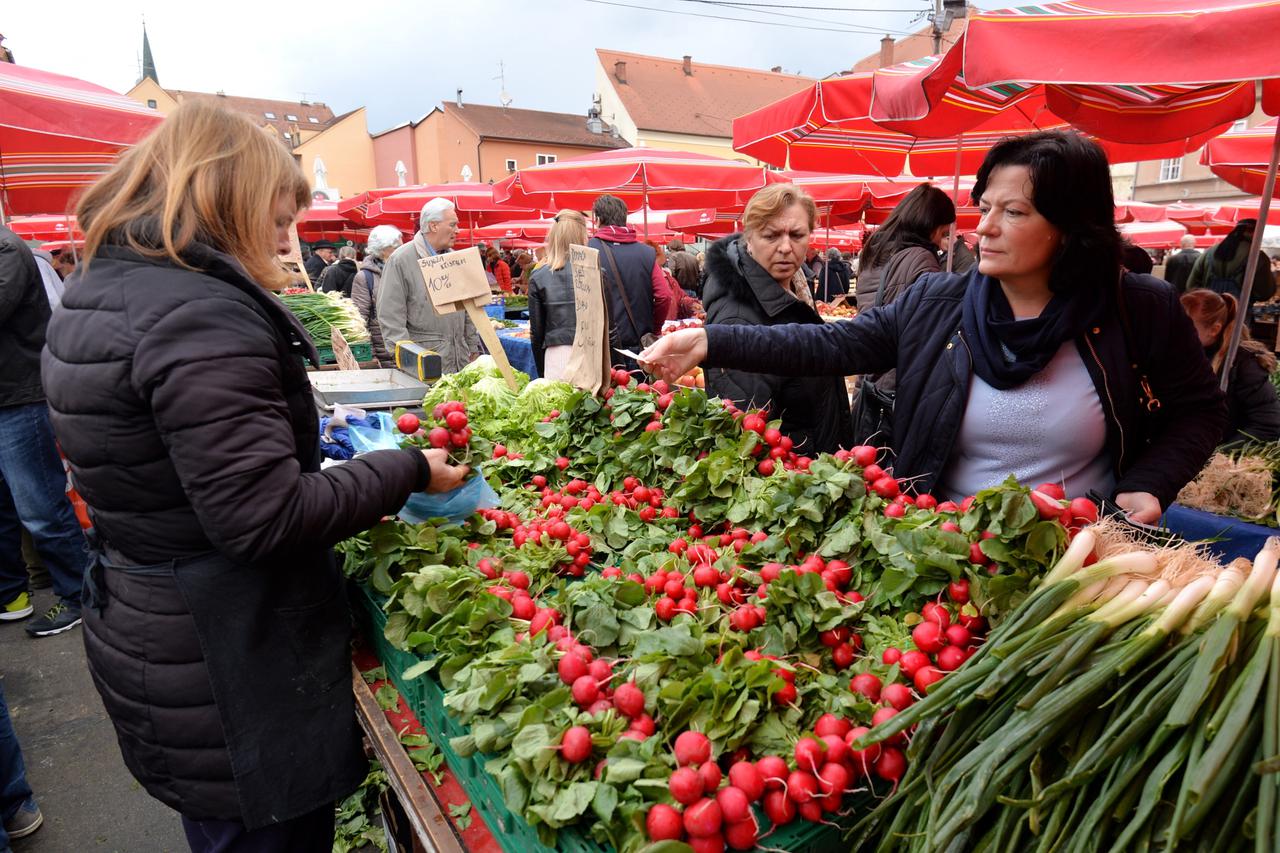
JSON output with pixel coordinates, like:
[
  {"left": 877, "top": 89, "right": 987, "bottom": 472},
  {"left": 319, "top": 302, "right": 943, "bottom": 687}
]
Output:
[
  {"left": 1181, "top": 288, "right": 1280, "bottom": 445},
  {"left": 854, "top": 183, "right": 956, "bottom": 314},
  {"left": 640, "top": 130, "right": 1226, "bottom": 522}
]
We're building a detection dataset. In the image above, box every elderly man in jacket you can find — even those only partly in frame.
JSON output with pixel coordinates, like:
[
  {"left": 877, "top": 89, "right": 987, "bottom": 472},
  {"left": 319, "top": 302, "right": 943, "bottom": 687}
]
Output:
[{"left": 376, "top": 197, "right": 480, "bottom": 374}]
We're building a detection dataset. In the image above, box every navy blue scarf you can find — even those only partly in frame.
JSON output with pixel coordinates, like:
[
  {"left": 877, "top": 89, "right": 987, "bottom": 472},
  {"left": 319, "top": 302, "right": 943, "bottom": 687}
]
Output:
[{"left": 960, "top": 273, "right": 1103, "bottom": 390}]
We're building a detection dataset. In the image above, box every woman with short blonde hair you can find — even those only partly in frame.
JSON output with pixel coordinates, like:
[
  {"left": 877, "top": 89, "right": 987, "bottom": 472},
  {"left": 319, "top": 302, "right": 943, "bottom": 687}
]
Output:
[
  {"left": 529, "top": 210, "right": 589, "bottom": 378},
  {"left": 43, "top": 101, "right": 467, "bottom": 850}
]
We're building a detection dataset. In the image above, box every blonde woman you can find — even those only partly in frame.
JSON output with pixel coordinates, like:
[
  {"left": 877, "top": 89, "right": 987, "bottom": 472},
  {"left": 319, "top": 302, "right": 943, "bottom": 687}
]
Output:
[
  {"left": 41, "top": 102, "right": 467, "bottom": 850},
  {"left": 528, "top": 210, "right": 588, "bottom": 379}
]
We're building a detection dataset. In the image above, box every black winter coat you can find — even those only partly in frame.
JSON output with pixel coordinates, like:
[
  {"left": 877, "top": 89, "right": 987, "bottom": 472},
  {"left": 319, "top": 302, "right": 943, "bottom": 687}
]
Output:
[
  {"left": 1222, "top": 347, "right": 1280, "bottom": 445},
  {"left": 1163, "top": 248, "right": 1200, "bottom": 293},
  {"left": 0, "top": 225, "right": 52, "bottom": 407},
  {"left": 704, "top": 267, "right": 1226, "bottom": 509},
  {"left": 42, "top": 243, "right": 431, "bottom": 827},
  {"left": 703, "top": 235, "right": 854, "bottom": 455},
  {"left": 528, "top": 264, "right": 576, "bottom": 376},
  {"left": 318, "top": 257, "right": 358, "bottom": 297},
  {"left": 588, "top": 236, "right": 656, "bottom": 353}
]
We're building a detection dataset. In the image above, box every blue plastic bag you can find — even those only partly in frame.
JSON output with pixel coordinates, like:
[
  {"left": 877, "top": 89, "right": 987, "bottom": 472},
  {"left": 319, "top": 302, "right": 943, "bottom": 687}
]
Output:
[{"left": 347, "top": 411, "right": 497, "bottom": 522}]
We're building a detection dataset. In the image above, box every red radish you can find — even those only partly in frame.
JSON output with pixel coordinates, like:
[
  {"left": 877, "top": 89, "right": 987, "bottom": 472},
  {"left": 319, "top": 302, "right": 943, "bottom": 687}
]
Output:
[
  {"left": 941, "top": 521, "right": 962, "bottom": 533},
  {"left": 914, "top": 493, "right": 938, "bottom": 510},
  {"left": 948, "top": 579, "right": 970, "bottom": 603},
  {"left": 683, "top": 798, "right": 722, "bottom": 838},
  {"left": 724, "top": 818, "right": 758, "bottom": 850},
  {"left": 619, "top": 729, "right": 646, "bottom": 742},
  {"left": 921, "top": 602, "right": 951, "bottom": 628},
  {"left": 786, "top": 771, "right": 819, "bottom": 803},
  {"left": 560, "top": 726, "right": 592, "bottom": 763},
  {"left": 945, "top": 624, "right": 972, "bottom": 648},
  {"left": 444, "top": 410, "right": 468, "bottom": 430},
  {"left": 871, "top": 707, "right": 905, "bottom": 746},
  {"left": 872, "top": 476, "right": 900, "bottom": 499},
  {"left": 969, "top": 541, "right": 990, "bottom": 566},
  {"left": 862, "top": 463, "right": 886, "bottom": 483},
  {"left": 572, "top": 675, "right": 599, "bottom": 706},
  {"left": 756, "top": 755, "right": 789, "bottom": 790},
  {"left": 757, "top": 459, "right": 775, "bottom": 476},
  {"left": 772, "top": 682, "right": 797, "bottom": 707},
  {"left": 675, "top": 731, "right": 712, "bottom": 767},
  {"left": 646, "top": 803, "right": 684, "bottom": 841},
  {"left": 1036, "top": 481, "right": 1066, "bottom": 501},
  {"left": 874, "top": 747, "right": 907, "bottom": 784},
  {"left": 799, "top": 800, "right": 824, "bottom": 822},
  {"left": 689, "top": 836, "right": 725, "bottom": 853},
  {"left": 817, "top": 761, "right": 851, "bottom": 797},
  {"left": 698, "top": 761, "right": 722, "bottom": 793},
  {"left": 898, "top": 650, "right": 931, "bottom": 676},
  {"left": 1069, "top": 496, "right": 1099, "bottom": 525},
  {"left": 511, "top": 595, "right": 536, "bottom": 621},
  {"left": 670, "top": 767, "right": 705, "bottom": 805},
  {"left": 884, "top": 502, "right": 906, "bottom": 519},
  {"left": 529, "top": 609, "right": 557, "bottom": 636},
  {"left": 882, "top": 647, "right": 902, "bottom": 665},
  {"left": 819, "top": 627, "right": 848, "bottom": 648},
  {"left": 558, "top": 654, "right": 590, "bottom": 686},
  {"left": 851, "top": 445, "right": 877, "bottom": 467},
  {"left": 814, "top": 713, "right": 851, "bottom": 739},
  {"left": 881, "top": 682, "right": 913, "bottom": 711},
  {"left": 914, "top": 665, "right": 945, "bottom": 694},
  {"left": 831, "top": 642, "right": 855, "bottom": 670},
  {"left": 850, "top": 673, "right": 883, "bottom": 702},
  {"left": 655, "top": 597, "right": 676, "bottom": 621},
  {"left": 937, "top": 500, "right": 960, "bottom": 513},
  {"left": 727, "top": 762, "right": 764, "bottom": 802},
  {"left": 632, "top": 714, "right": 656, "bottom": 736},
  {"left": 427, "top": 427, "right": 450, "bottom": 448},
  {"left": 1029, "top": 488, "right": 1064, "bottom": 520},
  {"left": 912, "top": 621, "right": 946, "bottom": 654},
  {"left": 587, "top": 698, "right": 613, "bottom": 715},
  {"left": 716, "top": 786, "right": 751, "bottom": 824},
  {"left": 396, "top": 413, "right": 420, "bottom": 434},
  {"left": 613, "top": 682, "right": 645, "bottom": 719},
  {"left": 794, "top": 737, "right": 826, "bottom": 772},
  {"left": 846, "top": 726, "right": 882, "bottom": 766},
  {"left": 589, "top": 658, "right": 613, "bottom": 684},
  {"left": 762, "top": 790, "right": 796, "bottom": 826},
  {"left": 937, "top": 645, "right": 967, "bottom": 671},
  {"left": 820, "top": 735, "right": 850, "bottom": 766}
]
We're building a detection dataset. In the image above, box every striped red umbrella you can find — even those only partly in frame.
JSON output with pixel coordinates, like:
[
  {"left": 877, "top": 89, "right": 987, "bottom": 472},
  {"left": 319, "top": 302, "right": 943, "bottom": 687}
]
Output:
[
  {"left": 6, "top": 213, "right": 80, "bottom": 241},
  {"left": 0, "top": 62, "right": 161, "bottom": 218},
  {"left": 365, "top": 183, "right": 538, "bottom": 228}
]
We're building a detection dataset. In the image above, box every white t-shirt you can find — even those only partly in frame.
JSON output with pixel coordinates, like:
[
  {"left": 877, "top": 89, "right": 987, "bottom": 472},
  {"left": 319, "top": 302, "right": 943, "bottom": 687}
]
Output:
[{"left": 938, "top": 340, "right": 1115, "bottom": 501}]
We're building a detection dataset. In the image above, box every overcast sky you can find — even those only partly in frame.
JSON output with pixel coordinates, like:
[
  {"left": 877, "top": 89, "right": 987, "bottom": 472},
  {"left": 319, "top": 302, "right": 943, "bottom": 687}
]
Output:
[{"left": 3, "top": 0, "right": 967, "bottom": 132}]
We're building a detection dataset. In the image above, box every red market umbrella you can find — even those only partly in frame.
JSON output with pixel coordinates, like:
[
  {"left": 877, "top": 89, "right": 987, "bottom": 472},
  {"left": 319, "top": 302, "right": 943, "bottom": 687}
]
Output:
[
  {"left": 336, "top": 186, "right": 426, "bottom": 227},
  {"left": 1119, "top": 219, "right": 1188, "bottom": 249},
  {"left": 1165, "top": 202, "right": 1236, "bottom": 235},
  {"left": 666, "top": 208, "right": 740, "bottom": 238},
  {"left": 469, "top": 219, "right": 556, "bottom": 242},
  {"left": 948, "top": 0, "right": 1280, "bottom": 391},
  {"left": 1114, "top": 201, "right": 1169, "bottom": 223},
  {"left": 1201, "top": 120, "right": 1280, "bottom": 199},
  {"left": 366, "top": 182, "right": 538, "bottom": 228},
  {"left": 0, "top": 62, "right": 161, "bottom": 218},
  {"left": 7, "top": 212, "right": 80, "bottom": 241},
  {"left": 492, "top": 148, "right": 781, "bottom": 214}
]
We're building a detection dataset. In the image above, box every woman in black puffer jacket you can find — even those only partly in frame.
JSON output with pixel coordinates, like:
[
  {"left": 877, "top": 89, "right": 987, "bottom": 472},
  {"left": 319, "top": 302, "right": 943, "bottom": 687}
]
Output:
[
  {"left": 701, "top": 183, "right": 854, "bottom": 455},
  {"left": 41, "top": 102, "right": 467, "bottom": 851},
  {"left": 528, "top": 210, "right": 588, "bottom": 379},
  {"left": 1181, "top": 288, "right": 1280, "bottom": 446}
]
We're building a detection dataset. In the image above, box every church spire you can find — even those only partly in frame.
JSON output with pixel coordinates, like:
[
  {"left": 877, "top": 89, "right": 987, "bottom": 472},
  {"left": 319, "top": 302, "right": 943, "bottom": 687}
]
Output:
[{"left": 139, "top": 22, "right": 158, "bottom": 85}]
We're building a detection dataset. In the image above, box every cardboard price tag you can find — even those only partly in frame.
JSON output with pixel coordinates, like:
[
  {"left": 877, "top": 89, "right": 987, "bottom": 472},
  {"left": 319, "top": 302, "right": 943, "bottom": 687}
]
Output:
[
  {"left": 418, "top": 246, "right": 491, "bottom": 314},
  {"left": 563, "top": 246, "right": 612, "bottom": 394},
  {"left": 330, "top": 326, "right": 361, "bottom": 371}
]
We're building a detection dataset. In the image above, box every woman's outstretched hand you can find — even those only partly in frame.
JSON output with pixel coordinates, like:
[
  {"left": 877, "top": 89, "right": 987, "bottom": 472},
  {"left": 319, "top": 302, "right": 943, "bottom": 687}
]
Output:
[
  {"left": 421, "top": 449, "right": 470, "bottom": 493},
  {"left": 1115, "top": 491, "right": 1161, "bottom": 525},
  {"left": 638, "top": 329, "right": 708, "bottom": 384}
]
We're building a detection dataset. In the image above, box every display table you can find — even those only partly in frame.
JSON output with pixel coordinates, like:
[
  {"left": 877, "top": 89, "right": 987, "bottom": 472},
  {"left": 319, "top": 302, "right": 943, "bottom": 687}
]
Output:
[
  {"left": 488, "top": 325, "right": 538, "bottom": 380},
  {"left": 1162, "top": 502, "right": 1277, "bottom": 562}
]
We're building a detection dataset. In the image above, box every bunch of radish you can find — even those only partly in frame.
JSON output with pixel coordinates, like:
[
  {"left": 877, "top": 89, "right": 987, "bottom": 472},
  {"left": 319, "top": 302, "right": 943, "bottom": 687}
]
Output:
[
  {"left": 739, "top": 411, "right": 813, "bottom": 475},
  {"left": 411, "top": 400, "right": 480, "bottom": 467}
]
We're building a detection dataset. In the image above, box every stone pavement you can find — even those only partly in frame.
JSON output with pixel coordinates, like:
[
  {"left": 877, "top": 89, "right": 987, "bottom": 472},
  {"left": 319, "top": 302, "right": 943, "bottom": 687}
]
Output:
[{"left": 1, "top": 587, "right": 187, "bottom": 852}]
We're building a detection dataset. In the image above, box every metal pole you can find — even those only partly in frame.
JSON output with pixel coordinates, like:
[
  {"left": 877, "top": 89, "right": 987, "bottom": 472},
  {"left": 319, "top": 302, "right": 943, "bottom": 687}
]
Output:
[
  {"left": 947, "top": 134, "right": 963, "bottom": 273},
  {"left": 1220, "top": 119, "right": 1280, "bottom": 393}
]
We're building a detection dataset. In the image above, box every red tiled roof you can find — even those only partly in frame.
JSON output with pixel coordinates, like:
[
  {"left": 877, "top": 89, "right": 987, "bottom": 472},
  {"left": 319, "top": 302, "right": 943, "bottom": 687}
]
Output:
[
  {"left": 445, "top": 102, "right": 628, "bottom": 149},
  {"left": 849, "top": 19, "right": 968, "bottom": 73},
  {"left": 596, "top": 49, "right": 814, "bottom": 138},
  {"left": 165, "top": 88, "right": 336, "bottom": 140}
]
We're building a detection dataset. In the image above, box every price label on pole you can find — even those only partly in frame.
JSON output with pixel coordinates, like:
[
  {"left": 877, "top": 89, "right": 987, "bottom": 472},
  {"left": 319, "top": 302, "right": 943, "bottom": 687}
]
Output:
[{"left": 418, "top": 246, "right": 519, "bottom": 390}]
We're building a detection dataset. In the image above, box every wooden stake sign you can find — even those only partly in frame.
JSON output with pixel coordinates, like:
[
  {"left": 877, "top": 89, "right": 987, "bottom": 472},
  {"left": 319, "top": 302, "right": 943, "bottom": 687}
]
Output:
[
  {"left": 282, "top": 223, "right": 311, "bottom": 290},
  {"left": 330, "top": 326, "right": 361, "bottom": 372},
  {"left": 418, "top": 246, "right": 519, "bottom": 390},
  {"left": 564, "top": 245, "right": 612, "bottom": 394}
]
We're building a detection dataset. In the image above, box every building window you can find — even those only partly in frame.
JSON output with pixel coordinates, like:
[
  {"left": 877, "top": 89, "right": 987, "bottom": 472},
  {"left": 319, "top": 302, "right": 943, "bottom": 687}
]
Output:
[
  {"left": 1232, "top": 118, "right": 1249, "bottom": 132},
  {"left": 1158, "top": 158, "right": 1182, "bottom": 182},
  {"left": 146, "top": 99, "right": 157, "bottom": 109},
  {"left": 536, "top": 153, "right": 557, "bottom": 166},
  {"left": 286, "top": 114, "right": 298, "bottom": 121},
  {"left": 264, "top": 111, "right": 276, "bottom": 119},
  {"left": 308, "top": 117, "right": 320, "bottom": 123},
  {"left": 506, "top": 158, "right": 517, "bottom": 172},
  {"left": 284, "top": 132, "right": 292, "bottom": 140}
]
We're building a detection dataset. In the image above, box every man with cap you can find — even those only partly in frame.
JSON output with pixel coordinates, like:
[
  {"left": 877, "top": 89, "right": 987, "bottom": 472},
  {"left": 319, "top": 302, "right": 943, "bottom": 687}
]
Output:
[{"left": 305, "top": 241, "right": 335, "bottom": 286}]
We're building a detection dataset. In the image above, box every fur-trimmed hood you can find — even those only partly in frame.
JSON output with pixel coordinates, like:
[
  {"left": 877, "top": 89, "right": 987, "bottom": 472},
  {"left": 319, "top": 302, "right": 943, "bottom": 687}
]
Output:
[{"left": 703, "top": 233, "right": 813, "bottom": 320}]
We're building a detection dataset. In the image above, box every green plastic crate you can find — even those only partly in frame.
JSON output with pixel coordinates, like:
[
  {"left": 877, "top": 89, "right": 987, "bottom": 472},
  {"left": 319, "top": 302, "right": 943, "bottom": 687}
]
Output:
[
  {"left": 351, "top": 582, "right": 856, "bottom": 852},
  {"left": 315, "top": 340, "right": 373, "bottom": 365}
]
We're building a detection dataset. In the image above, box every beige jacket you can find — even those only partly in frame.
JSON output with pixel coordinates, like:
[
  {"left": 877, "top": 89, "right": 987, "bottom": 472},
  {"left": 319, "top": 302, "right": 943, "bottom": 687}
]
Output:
[{"left": 376, "top": 234, "right": 480, "bottom": 374}]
